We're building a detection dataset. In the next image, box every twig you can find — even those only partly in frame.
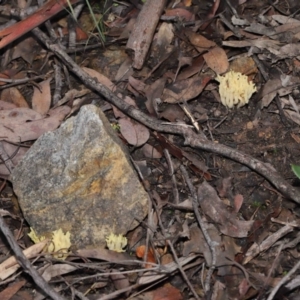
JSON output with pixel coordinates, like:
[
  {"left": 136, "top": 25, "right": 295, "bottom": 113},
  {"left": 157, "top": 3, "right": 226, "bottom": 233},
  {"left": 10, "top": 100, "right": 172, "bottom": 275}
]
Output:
[
  {"left": 0, "top": 216, "right": 67, "bottom": 300},
  {"left": 163, "top": 149, "right": 181, "bottom": 223},
  {"left": 0, "top": 74, "right": 48, "bottom": 90},
  {"left": 29, "top": 27, "right": 300, "bottom": 205},
  {"left": 0, "top": 142, "right": 14, "bottom": 173},
  {"left": 152, "top": 201, "right": 200, "bottom": 300},
  {"left": 53, "top": 60, "right": 63, "bottom": 105},
  {"left": 180, "top": 165, "right": 217, "bottom": 293},
  {"left": 223, "top": 257, "right": 258, "bottom": 290},
  {"left": 67, "top": 3, "right": 85, "bottom": 51},
  {"left": 243, "top": 225, "right": 293, "bottom": 265},
  {"left": 257, "top": 243, "right": 284, "bottom": 300},
  {"left": 132, "top": 157, "right": 156, "bottom": 271},
  {"left": 267, "top": 259, "right": 300, "bottom": 300}
]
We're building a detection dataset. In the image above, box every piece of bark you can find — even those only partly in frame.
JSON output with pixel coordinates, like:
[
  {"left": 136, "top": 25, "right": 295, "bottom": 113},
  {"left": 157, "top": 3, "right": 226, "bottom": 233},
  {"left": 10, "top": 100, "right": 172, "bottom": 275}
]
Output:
[
  {"left": 0, "top": 0, "right": 80, "bottom": 49},
  {"left": 126, "top": 0, "right": 167, "bottom": 69}
]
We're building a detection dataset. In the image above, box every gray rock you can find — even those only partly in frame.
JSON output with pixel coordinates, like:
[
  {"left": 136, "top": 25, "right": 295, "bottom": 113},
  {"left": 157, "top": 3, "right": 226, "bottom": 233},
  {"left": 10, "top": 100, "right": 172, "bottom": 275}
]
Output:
[{"left": 12, "top": 105, "right": 148, "bottom": 249}]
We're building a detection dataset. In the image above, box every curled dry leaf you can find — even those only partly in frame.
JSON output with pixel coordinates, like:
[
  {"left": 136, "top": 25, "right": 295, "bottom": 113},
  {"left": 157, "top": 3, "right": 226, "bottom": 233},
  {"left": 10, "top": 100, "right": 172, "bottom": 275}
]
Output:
[
  {"left": 136, "top": 245, "right": 156, "bottom": 268},
  {"left": 203, "top": 46, "right": 229, "bottom": 74}
]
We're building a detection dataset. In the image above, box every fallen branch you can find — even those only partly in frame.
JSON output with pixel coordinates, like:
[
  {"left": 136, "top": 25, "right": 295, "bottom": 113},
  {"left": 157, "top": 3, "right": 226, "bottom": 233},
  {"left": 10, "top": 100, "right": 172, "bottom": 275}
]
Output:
[
  {"left": 0, "top": 0, "right": 80, "bottom": 49},
  {"left": 28, "top": 28, "right": 300, "bottom": 205}
]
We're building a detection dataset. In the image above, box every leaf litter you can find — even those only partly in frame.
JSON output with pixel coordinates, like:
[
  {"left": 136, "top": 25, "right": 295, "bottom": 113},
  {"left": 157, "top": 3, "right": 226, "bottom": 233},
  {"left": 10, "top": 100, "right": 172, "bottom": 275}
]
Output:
[{"left": 1, "top": 0, "right": 300, "bottom": 299}]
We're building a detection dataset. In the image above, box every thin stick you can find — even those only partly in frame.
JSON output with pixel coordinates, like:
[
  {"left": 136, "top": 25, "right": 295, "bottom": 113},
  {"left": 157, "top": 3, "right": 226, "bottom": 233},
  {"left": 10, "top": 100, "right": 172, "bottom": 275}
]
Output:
[
  {"left": 267, "top": 259, "right": 300, "bottom": 300},
  {"left": 153, "top": 202, "right": 200, "bottom": 300},
  {"left": 180, "top": 165, "right": 217, "bottom": 293},
  {"left": 163, "top": 149, "right": 181, "bottom": 223},
  {"left": 29, "top": 27, "right": 300, "bottom": 204}
]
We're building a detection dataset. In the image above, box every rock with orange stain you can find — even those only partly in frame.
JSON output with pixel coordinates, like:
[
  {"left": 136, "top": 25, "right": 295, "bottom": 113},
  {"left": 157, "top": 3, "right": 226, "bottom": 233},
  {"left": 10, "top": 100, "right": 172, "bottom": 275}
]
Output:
[{"left": 12, "top": 105, "right": 148, "bottom": 249}]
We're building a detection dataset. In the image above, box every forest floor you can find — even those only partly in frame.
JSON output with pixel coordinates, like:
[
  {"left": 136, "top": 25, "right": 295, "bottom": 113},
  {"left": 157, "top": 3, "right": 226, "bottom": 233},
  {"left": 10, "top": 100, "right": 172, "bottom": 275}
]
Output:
[{"left": 1, "top": 0, "right": 300, "bottom": 299}]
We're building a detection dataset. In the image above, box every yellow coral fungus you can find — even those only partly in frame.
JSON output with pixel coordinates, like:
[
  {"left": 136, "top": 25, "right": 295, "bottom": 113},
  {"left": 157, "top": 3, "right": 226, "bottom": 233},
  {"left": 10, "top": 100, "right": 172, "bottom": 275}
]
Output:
[
  {"left": 28, "top": 228, "right": 71, "bottom": 260},
  {"left": 106, "top": 233, "right": 127, "bottom": 253},
  {"left": 216, "top": 70, "right": 256, "bottom": 108}
]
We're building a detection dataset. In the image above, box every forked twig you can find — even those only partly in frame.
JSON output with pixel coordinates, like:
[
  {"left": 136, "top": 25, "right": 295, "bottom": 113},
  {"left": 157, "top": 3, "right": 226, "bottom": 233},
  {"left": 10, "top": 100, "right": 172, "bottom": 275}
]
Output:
[{"left": 28, "top": 26, "right": 300, "bottom": 205}]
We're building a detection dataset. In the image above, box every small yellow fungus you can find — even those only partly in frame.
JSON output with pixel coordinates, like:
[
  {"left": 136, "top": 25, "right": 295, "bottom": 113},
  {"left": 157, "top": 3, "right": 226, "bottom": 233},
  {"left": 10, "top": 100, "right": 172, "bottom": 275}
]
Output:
[
  {"left": 106, "top": 233, "right": 127, "bottom": 252},
  {"left": 216, "top": 70, "right": 256, "bottom": 108},
  {"left": 28, "top": 228, "right": 71, "bottom": 260}
]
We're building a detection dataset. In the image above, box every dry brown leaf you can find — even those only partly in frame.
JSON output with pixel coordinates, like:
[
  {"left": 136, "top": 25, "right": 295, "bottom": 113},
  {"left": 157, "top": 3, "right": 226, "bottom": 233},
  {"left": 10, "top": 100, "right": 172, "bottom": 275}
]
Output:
[
  {"left": 164, "top": 8, "right": 195, "bottom": 22},
  {"left": 0, "top": 240, "right": 48, "bottom": 280},
  {"left": 139, "top": 283, "right": 183, "bottom": 300},
  {"left": 150, "top": 22, "right": 174, "bottom": 67},
  {"left": 128, "top": 76, "right": 146, "bottom": 92},
  {"left": 230, "top": 56, "right": 258, "bottom": 76},
  {"left": 136, "top": 245, "right": 157, "bottom": 269},
  {"left": 144, "top": 78, "right": 167, "bottom": 114},
  {"left": 0, "top": 106, "right": 71, "bottom": 142},
  {"left": 138, "top": 256, "right": 195, "bottom": 285},
  {"left": 32, "top": 78, "right": 52, "bottom": 115},
  {"left": 182, "top": 224, "right": 220, "bottom": 261},
  {"left": 177, "top": 55, "right": 204, "bottom": 81},
  {"left": 0, "top": 107, "right": 42, "bottom": 124},
  {"left": 0, "top": 72, "right": 10, "bottom": 86},
  {"left": 12, "top": 36, "right": 39, "bottom": 64},
  {"left": 260, "top": 79, "right": 281, "bottom": 108},
  {"left": 82, "top": 67, "right": 115, "bottom": 91},
  {"left": 119, "top": 117, "right": 150, "bottom": 146},
  {"left": 110, "top": 268, "right": 130, "bottom": 292},
  {"left": 234, "top": 194, "right": 244, "bottom": 213},
  {"left": 0, "top": 280, "right": 26, "bottom": 300},
  {"left": 141, "top": 143, "right": 162, "bottom": 158},
  {"left": 159, "top": 104, "right": 185, "bottom": 122},
  {"left": 152, "top": 283, "right": 183, "bottom": 300},
  {"left": 113, "top": 95, "right": 137, "bottom": 119},
  {"left": 285, "top": 109, "right": 300, "bottom": 126},
  {"left": 162, "top": 76, "right": 211, "bottom": 103},
  {"left": 76, "top": 248, "right": 138, "bottom": 265},
  {"left": 203, "top": 46, "right": 229, "bottom": 74},
  {"left": 1, "top": 87, "right": 29, "bottom": 108},
  {"left": 0, "top": 141, "right": 29, "bottom": 175},
  {"left": 185, "top": 31, "right": 216, "bottom": 52},
  {"left": 41, "top": 264, "right": 77, "bottom": 282},
  {"left": 198, "top": 181, "right": 254, "bottom": 238}
]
